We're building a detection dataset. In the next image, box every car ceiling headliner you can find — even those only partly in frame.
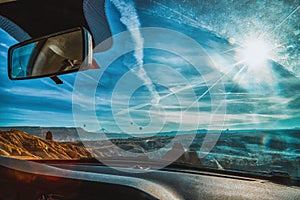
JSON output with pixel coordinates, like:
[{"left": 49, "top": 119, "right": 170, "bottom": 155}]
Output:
[{"left": 0, "top": 0, "right": 111, "bottom": 45}]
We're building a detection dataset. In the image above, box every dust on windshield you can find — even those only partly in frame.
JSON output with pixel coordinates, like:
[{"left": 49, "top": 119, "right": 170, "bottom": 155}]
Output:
[{"left": 0, "top": 0, "right": 299, "bottom": 178}]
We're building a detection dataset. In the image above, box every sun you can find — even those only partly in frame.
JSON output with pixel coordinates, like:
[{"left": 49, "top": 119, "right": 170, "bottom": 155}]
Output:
[{"left": 237, "top": 39, "right": 272, "bottom": 69}]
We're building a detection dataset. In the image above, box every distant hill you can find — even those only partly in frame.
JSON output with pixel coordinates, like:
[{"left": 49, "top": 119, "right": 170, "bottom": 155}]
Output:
[
  {"left": 0, "top": 126, "right": 97, "bottom": 142},
  {"left": 0, "top": 129, "right": 92, "bottom": 159}
]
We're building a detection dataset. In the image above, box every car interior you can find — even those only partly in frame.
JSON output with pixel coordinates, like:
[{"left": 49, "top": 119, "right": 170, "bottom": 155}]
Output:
[{"left": 0, "top": 0, "right": 300, "bottom": 199}]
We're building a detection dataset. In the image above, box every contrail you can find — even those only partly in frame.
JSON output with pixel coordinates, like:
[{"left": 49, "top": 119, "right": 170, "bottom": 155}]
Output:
[
  {"left": 110, "top": 0, "right": 160, "bottom": 103},
  {"left": 115, "top": 59, "right": 245, "bottom": 116}
]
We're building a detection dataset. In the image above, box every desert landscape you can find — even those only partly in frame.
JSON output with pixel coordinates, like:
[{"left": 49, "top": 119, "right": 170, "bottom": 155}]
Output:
[
  {"left": 0, "top": 127, "right": 299, "bottom": 177},
  {"left": 0, "top": 129, "right": 92, "bottom": 160}
]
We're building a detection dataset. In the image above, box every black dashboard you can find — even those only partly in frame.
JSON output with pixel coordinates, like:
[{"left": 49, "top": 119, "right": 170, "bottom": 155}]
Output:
[{"left": 0, "top": 157, "right": 299, "bottom": 200}]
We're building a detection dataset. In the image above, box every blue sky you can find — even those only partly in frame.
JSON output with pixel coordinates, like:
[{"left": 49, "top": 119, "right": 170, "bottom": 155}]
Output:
[{"left": 0, "top": 0, "right": 299, "bottom": 133}]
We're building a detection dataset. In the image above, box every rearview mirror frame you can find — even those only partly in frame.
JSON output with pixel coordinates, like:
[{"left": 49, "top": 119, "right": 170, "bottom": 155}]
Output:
[{"left": 7, "top": 27, "right": 93, "bottom": 81}]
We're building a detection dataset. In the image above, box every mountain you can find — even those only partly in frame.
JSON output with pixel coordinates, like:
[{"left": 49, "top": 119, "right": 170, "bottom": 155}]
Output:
[
  {"left": 0, "top": 126, "right": 97, "bottom": 142},
  {"left": 0, "top": 129, "right": 92, "bottom": 159}
]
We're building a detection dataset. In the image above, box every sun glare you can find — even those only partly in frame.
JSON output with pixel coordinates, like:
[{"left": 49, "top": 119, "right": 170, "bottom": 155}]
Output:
[{"left": 237, "top": 39, "right": 271, "bottom": 69}]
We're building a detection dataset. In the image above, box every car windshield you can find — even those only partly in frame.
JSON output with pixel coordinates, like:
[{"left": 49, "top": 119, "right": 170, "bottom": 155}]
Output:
[{"left": 0, "top": 0, "right": 299, "bottom": 179}]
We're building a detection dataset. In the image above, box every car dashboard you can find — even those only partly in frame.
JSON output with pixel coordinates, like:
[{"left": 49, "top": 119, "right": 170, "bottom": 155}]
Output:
[{"left": 0, "top": 156, "right": 299, "bottom": 200}]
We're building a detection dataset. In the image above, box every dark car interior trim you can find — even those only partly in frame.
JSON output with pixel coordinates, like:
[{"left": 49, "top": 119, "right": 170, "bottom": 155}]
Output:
[{"left": 0, "top": 0, "right": 112, "bottom": 47}]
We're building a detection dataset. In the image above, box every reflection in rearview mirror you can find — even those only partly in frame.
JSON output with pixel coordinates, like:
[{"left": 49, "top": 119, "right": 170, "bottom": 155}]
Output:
[{"left": 8, "top": 27, "right": 93, "bottom": 80}]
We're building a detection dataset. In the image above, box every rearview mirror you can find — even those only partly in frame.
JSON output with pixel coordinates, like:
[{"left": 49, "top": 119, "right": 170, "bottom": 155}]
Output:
[{"left": 8, "top": 27, "right": 93, "bottom": 81}]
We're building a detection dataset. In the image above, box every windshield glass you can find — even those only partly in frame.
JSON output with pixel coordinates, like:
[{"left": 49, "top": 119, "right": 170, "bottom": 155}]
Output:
[{"left": 1, "top": 0, "right": 299, "bottom": 178}]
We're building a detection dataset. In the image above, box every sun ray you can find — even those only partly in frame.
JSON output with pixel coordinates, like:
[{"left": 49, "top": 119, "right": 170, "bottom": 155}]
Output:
[
  {"left": 236, "top": 39, "right": 272, "bottom": 69},
  {"left": 259, "top": 5, "right": 300, "bottom": 39},
  {"left": 183, "top": 60, "right": 245, "bottom": 113}
]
